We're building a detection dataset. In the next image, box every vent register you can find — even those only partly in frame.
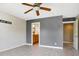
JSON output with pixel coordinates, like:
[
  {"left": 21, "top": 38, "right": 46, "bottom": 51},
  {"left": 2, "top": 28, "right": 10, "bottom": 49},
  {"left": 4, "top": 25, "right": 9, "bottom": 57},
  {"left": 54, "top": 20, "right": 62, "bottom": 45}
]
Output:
[{"left": 0, "top": 19, "right": 12, "bottom": 24}]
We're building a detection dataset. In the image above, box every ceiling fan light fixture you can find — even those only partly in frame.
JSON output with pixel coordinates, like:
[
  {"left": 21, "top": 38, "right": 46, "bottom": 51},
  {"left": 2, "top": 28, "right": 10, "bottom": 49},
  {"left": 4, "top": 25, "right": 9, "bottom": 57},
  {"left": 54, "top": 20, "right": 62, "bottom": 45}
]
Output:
[{"left": 33, "top": 7, "right": 40, "bottom": 11}]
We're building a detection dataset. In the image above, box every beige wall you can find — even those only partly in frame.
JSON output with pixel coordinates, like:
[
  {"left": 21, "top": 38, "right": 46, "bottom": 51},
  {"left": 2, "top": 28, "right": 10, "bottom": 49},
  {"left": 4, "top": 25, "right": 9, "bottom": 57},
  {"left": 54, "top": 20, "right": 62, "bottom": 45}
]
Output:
[{"left": 0, "top": 11, "right": 26, "bottom": 51}]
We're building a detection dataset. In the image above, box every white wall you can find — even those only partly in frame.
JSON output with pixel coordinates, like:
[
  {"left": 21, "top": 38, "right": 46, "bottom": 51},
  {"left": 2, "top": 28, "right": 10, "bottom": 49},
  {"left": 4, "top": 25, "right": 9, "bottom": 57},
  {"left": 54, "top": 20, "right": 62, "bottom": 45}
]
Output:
[
  {"left": 0, "top": 11, "right": 26, "bottom": 51},
  {"left": 73, "top": 19, "right": 78, "bottom": 50}
]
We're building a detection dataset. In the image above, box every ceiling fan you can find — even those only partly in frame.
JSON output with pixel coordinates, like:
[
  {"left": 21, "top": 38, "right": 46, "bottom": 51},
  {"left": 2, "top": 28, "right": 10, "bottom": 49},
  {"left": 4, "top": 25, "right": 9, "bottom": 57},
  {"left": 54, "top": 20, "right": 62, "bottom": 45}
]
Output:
[{"left": 22, "top": 3, "right": 51, "bottom": 16}]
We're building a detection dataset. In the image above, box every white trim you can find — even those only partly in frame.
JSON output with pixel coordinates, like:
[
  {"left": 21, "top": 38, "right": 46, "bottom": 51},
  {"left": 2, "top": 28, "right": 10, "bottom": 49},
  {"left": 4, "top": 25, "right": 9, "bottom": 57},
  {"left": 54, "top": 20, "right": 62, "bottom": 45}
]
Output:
[
  {"left": 73, "top": 19, "right": 79, "bottom": 50},
  {"left": 39, "top": 45, "right": 63, "bottom": 49},
  {"left": 0, "top": 43, "right": 26, "bottom": 52},
  {"left": 63, "top": 21, "right": 75, "bottom": 24},
  {"left": 31, "top": 22, "right": 40, "bottom": 46},
  {"left": 26, "top": 43, "right": 63, "bottom": 49}
]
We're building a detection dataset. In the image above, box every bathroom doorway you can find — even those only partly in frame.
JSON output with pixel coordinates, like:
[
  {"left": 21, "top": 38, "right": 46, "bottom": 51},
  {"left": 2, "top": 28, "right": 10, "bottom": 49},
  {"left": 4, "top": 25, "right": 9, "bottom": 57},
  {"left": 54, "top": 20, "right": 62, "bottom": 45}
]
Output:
[
  {"left": 31, "top": 22, "right": 40, "bottom": 47},
  {"left": 63, "top": 23, "right": 74, "bottom": 48}
]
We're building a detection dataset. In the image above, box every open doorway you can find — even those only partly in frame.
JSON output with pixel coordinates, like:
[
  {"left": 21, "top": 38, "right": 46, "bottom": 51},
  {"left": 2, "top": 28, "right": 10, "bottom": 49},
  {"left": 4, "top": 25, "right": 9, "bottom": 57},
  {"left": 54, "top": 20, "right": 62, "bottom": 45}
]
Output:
[
  {"left": 63, "top": 23, "right": 74, "bottom": 48},
  {"left": 31, "top": 22, "right": 40, "bottom": 47}
]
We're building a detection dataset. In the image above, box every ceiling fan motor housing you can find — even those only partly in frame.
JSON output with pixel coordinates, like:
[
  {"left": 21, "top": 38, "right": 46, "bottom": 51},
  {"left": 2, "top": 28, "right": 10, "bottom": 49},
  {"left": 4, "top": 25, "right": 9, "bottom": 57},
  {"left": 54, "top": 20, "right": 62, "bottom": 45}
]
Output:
[{"left": 33, "top": 7, "right": 40, "bottom": 11}]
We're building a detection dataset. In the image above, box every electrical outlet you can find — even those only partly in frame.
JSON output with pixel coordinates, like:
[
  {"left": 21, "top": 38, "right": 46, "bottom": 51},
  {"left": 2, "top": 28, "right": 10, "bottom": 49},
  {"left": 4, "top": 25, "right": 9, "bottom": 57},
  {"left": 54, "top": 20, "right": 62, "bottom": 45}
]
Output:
[{"left": 54, "top": 42, "right": 57, "bottom": 45}]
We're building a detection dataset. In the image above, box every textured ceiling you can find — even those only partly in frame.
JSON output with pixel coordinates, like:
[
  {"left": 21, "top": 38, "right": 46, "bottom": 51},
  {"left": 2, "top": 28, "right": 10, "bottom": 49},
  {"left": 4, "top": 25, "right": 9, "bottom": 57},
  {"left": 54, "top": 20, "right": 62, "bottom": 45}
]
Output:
[{"left": 0, "top": 3, "right": 79, "bottom": 20}]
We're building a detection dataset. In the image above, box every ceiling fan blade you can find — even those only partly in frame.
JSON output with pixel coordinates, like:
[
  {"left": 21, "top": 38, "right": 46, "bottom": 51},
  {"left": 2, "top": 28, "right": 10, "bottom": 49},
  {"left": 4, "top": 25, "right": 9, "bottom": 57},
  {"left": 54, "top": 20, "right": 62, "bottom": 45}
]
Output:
[
  {"left": 38, "top": 3, "right": 42, "bottom": 5},
  {"left": 40, "top": 7, "right": 51, "bottom": 11},
  {"left": 22, "top": 3, "right": 34, "bottom": 7},
  {"left": 33, "top": 3, "right": 42, "bottom": 7},
  {"left": 36, "top": 10, "right": 40, "bottom": 16},
  {"left": 34, "top": 3, "right": 42, "bottom": 5},
  {"left": 24, "top": 8, "right": 33, "bottom": 14}
]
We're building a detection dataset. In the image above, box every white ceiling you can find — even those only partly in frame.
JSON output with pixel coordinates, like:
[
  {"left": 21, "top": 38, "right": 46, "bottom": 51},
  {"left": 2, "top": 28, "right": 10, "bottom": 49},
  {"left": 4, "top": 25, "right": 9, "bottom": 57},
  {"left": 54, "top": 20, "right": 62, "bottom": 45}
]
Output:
[{"left": 0, "top": 3, "right": 79, "bottom": 20}]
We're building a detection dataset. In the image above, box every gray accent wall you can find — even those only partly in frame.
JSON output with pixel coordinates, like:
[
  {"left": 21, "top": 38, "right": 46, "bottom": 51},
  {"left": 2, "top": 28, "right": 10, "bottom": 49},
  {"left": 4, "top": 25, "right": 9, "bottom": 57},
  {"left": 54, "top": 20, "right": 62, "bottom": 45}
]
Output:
[{"left": 26, "top": 16, "right": 63, "bottom": 47}]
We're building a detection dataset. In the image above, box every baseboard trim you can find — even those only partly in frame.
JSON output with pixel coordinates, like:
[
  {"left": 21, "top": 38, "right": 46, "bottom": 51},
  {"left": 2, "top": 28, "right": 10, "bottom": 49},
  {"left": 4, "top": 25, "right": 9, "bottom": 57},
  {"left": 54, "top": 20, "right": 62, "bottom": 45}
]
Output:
[
  {"left": 0, "top": 43, "right": 26, "bottom": 52},
  {"left": 39, "top": 45, "right": 63, "bottom": 49},
  {"left": 25, "top": 43, "right": 63, "bottom": 49}
]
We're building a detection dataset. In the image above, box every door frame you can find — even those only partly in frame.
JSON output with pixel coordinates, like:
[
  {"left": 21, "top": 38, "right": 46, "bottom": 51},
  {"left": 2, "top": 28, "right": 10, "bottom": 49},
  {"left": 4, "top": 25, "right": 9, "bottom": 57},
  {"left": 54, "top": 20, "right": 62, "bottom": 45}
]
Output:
[
  {"left": 31, "top": 22, "right": 40, "bottom": 46},
  {"left": 63, "top": 21, "right": 75, "bottom": 48}
]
